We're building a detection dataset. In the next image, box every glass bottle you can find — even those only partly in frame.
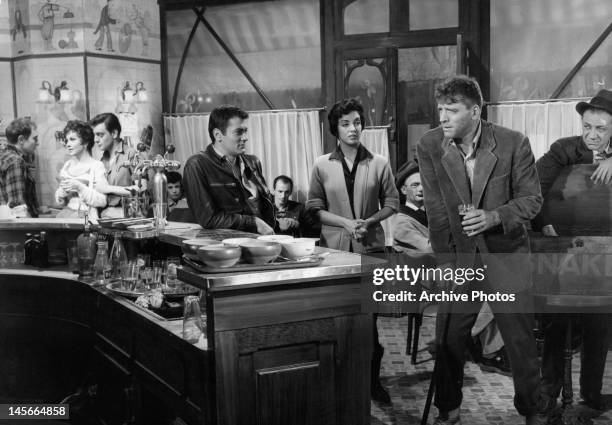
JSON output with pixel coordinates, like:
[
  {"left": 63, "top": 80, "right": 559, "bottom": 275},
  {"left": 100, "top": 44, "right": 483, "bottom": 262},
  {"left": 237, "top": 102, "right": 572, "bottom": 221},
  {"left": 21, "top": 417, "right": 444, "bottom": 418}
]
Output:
[
  {"left": 77, "top": 220, "right": 97, "bottom": 278},
  {"left": 24, "top": 233, "right": 33, "bottom": 265},
  {"left": 93, "top": 240, "right": 111, "bottom": 286},
  {"left": 39, "top": 231, "right": 49, "bottom": 268},
  {"left": 109, "top": 234, "right": 128, "bottom": 279},
  {"left": 30, "top": 234, "right": 41, "bottom": 267},
  {"left": 183, "top": 295, "right": 206, "bottom": 344}
]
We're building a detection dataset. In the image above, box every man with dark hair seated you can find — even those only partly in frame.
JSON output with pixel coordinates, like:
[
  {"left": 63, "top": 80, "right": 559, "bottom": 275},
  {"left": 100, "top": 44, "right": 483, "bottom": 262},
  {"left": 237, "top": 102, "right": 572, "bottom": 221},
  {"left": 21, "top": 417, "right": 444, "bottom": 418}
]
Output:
[
  {"left": 272, "top": 174, "right": 320, "bottom": 238},
  {"left": 534, "top": 89, "right": 612, "bottom": 418}
]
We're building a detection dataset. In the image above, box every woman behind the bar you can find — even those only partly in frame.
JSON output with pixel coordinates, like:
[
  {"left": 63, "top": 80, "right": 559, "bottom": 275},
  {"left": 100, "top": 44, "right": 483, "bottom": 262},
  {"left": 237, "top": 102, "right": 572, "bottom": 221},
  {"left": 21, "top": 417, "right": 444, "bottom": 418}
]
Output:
[
  {"left": 306, "top": 98, "right": 399, "bottom": 404},
  {"left": 55, "top": 120, "right": 107, "bottom": 221}
]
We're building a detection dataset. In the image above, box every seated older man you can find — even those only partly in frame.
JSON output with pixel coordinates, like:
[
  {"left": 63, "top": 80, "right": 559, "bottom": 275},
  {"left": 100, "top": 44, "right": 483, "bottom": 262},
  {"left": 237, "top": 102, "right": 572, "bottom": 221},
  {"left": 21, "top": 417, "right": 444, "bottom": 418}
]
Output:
[{"left": 534, "top": 89, "right": 612, "bottom": 417}]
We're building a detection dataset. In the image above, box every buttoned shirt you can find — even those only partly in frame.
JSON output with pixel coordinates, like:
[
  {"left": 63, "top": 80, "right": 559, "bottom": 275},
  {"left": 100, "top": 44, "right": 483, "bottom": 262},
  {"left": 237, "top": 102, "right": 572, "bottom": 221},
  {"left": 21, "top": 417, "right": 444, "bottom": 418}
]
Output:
[
  {"left": 0, "top": 144, "right": 28, "bottom": 208},
  {"left": 100, "top": 139, "right": 137, "bottom": 207},
  {"left": 450, "top": 121, "right": 482, "bottom": 187}
]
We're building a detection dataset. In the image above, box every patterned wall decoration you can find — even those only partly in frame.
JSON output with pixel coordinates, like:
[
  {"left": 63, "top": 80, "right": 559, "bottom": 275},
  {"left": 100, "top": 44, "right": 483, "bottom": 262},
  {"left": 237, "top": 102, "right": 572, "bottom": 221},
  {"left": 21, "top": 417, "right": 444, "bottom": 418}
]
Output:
[
  {"left": 18, "top": 0, "right": 85, "bottom": 54},
  {"left": 7, "top": 0, "right": 160, "bottom": 59},
  {"left": 83, "top": 0, "right": 160, "bottom": 60}
]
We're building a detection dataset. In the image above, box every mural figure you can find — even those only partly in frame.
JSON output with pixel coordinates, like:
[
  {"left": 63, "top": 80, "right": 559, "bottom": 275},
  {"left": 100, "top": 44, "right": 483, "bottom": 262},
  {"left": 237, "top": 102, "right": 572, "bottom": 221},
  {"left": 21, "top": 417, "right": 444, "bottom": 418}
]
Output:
[
  {"left": 127, "top": 3, "right": 151, "bottom": 57},
  {"left": 38, "top": 0, "right": 60, "bottom": 51},
  {"left": 10, "top": 8, "right": 28, "bottom": 42},
  {"left": 94, "top": 0, "right": 118, "bottom": 52},
  {"left": 118, "top": 23, "right": 133, "bottom": 54},
  {"left": 10, "top": 5, "right": 28, "bottom": 54}
]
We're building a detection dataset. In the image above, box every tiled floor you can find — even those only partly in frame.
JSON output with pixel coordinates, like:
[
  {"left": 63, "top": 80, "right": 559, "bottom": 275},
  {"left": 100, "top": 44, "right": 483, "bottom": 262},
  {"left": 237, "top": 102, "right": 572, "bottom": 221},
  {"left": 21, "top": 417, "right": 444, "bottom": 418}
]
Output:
[{"left": 372, "top": 312, "right": 612, "bottom": 425}]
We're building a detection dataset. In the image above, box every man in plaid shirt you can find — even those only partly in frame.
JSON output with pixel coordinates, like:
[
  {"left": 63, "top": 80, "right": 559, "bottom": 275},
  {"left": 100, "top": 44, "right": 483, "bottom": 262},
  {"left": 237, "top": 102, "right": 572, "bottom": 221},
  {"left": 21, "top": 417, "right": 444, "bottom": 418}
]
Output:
[{"left": 0, "top": 117, "right": 39, "bottom": 217}]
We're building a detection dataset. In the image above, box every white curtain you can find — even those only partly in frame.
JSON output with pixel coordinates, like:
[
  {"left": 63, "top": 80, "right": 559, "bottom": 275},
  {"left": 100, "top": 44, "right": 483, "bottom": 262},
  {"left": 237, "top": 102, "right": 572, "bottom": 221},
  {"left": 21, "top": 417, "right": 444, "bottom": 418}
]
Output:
[
  {"left": 164, "top": 115, "right": 210, "bottom": 171},
  {"left": 488, "top": 101, "right": 583, "bottom": 160},
  {"left": 361, "top": 127, "right": 394, "bottom": 246},
  {"left": 163, "top": 110, "right": 323, "bottom": 203}
]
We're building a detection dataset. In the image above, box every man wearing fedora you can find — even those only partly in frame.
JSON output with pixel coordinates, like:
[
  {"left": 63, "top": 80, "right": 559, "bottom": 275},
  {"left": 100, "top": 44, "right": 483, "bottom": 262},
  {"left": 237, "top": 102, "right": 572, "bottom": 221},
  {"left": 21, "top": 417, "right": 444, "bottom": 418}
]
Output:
[{"left": 534, "top": 89, "right": 612, "bottom": 417}]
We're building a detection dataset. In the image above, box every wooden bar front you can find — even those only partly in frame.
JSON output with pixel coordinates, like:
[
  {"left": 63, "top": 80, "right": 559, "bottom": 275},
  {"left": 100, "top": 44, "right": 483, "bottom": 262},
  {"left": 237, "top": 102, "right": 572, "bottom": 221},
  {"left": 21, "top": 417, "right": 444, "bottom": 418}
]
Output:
[{"left": 0, "top": 237, "right": 374, "bottom": 425}]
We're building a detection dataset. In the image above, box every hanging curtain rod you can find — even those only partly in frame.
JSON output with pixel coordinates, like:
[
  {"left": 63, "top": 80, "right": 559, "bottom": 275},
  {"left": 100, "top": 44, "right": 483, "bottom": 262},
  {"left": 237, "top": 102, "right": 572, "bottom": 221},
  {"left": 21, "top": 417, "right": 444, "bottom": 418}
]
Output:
[
  {"left": 163, "top": 107, "right": 326, "bottom": 117},
  {"left": 486, "top": 97, "right": 590, "bottom": 106}
]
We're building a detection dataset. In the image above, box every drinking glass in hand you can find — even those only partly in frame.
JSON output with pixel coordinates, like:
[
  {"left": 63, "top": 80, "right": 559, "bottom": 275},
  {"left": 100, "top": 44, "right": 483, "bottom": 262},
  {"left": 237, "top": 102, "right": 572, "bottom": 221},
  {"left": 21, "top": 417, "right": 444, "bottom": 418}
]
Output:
[{"left": 458, "top": 203, "right": 475, "bottom": 234}]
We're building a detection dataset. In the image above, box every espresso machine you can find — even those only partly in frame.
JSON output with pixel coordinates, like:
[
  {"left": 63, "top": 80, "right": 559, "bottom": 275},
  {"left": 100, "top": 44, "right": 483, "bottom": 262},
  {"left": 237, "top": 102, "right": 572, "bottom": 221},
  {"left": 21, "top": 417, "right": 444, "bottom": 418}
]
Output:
[{"left": 121, "top": 144, "right": 180, "bottom": 226}]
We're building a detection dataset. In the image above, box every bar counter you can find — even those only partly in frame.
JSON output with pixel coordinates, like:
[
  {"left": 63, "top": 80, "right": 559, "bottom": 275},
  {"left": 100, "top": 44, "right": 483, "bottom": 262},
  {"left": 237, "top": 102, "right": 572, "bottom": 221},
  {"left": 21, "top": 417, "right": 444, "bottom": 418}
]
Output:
[{"left": 0, "top": 218, "right": 377, "bottom": 425}]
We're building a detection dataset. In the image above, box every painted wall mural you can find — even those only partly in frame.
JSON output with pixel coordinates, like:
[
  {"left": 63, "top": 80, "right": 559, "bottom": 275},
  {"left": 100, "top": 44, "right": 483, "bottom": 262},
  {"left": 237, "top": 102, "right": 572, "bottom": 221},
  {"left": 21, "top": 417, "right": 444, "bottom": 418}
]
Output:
[
  {"left": 6, "top": 0, "right": 160, "bottom": 59},
  {"left": 2, "top": 0, "right": 162, "bottom": 207},
  {"left": 84, "top": 0, "right": 160, "bottom": 60},
  {"left": 14, "top": 57, "right": 85, "bottom": 206}
]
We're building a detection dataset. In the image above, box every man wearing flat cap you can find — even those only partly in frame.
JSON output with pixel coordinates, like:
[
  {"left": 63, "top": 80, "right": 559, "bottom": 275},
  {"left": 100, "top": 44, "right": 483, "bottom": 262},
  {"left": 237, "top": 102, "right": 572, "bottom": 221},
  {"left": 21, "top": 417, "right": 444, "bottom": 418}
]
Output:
[
  {"left": 534, "top": 89, "right": 612, "bottom": 236},
  {"left": 393, "top": 161, "right": 431, "bottom": 253},
  {"left": 534, "top": 89, "right": 612, "bottom": 417}
]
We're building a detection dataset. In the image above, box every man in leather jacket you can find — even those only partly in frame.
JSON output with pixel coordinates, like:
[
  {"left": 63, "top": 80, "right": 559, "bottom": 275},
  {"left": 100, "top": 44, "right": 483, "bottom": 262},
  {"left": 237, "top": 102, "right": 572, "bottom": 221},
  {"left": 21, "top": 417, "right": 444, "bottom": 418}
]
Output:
[{"left": 183, "top": 105, "right": 274, "bottom": 234}]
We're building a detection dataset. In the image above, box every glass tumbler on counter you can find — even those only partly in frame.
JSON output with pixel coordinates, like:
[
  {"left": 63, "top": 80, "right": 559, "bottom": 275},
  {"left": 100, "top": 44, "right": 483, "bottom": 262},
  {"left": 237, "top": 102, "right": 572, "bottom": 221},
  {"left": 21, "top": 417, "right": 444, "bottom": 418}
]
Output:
[
  {"left": 183, "top": 295, "right": 206, "bottom": 344},
  {"left": 165, "top": 256, "right": 181, "bottom": 292},
  {"left": 121, "top": 261, "right": 140, "bottom": 291},
  {"left": 152, "top": 261, "right": 164, "bottom": 290},
  {"left": 67, "top": 240, "right": 79, "bottom": 273}
]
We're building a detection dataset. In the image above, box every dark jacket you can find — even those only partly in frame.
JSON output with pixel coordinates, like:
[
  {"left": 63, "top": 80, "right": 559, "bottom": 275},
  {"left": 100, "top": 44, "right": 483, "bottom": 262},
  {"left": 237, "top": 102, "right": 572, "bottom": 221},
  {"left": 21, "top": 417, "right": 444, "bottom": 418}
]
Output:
[
  {"left": 417, "top": 120, "right": 542, "bottom": 292},
  {"left": 274, "top": 200, "right": 321, "bottom": 238},
  {"left": 183, "top": 144, "right": 274, "bottom": 232},
  {"left": 533, "top": 136, "right": 592, "bottom": 230}
]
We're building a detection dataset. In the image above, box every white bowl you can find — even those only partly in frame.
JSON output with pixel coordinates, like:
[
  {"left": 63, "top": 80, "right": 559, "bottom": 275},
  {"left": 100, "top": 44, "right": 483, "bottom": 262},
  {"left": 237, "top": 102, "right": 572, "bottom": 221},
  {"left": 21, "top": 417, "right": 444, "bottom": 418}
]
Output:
[
  {"left": 280, "top": 238, "right": 319, "bottom": 259},
  {"left": 222, "top": 237, "right": 257, "bottom": 246},
  {"left": 257, "top": 235, "right": 294, "bottom": 243}
]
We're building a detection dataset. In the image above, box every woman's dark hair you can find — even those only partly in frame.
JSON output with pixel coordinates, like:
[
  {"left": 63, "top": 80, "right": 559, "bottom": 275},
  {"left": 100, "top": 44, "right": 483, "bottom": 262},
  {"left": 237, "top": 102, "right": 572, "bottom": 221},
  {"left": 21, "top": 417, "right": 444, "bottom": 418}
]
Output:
[
  {"left": 63, "top": 120, "right": 95, "bottom": 154},
  {"left": 327, "top": 98, "right": 366, "bottom": 139},
  {"left": 90, "top": 112, "right": 122, "bottom": 137}
]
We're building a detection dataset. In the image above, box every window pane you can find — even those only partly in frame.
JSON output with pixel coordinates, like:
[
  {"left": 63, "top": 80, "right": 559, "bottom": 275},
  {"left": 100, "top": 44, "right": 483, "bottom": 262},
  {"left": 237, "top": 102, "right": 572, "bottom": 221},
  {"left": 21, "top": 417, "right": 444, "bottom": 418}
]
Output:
[
  {"left": 559, "top": 34, "right": 612, "bottom": 99},
  {"left": 398, "top": 46, "right": 457, "bottom": 161},
  {"left": 409, "top": 0, "right": 458, "bottom": 30},
  {"left": 344, "top": 0, "right": 390, "bottom": 35},
  {"left": 166, "top": 1, "right": 322, "bottom": 113},
  {"left": 491, "top": 0, "right": 612, "bottom": 102}
]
